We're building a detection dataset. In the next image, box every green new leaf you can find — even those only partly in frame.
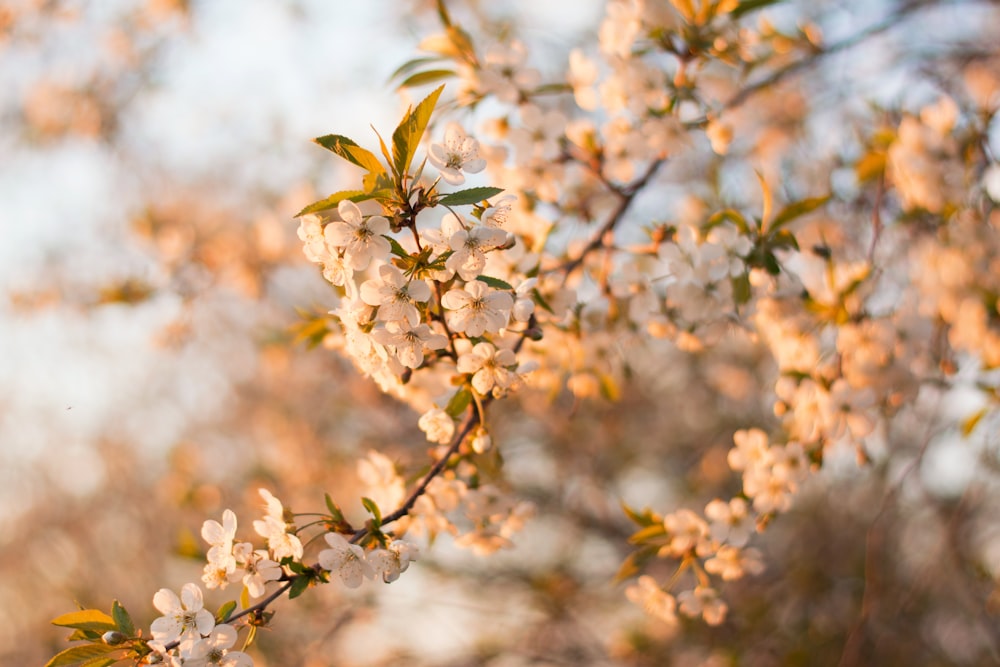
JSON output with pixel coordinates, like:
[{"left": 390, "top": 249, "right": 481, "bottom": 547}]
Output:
[
  {"left": 613, "top": 546, "right": 658, "bottom": 583},
  {"left": 629, "top": 523, "right": 667, "bottom": 544},
  {"left": 392, "top": 85, "right": 444, "bottom": 179},
  {"left": 962, "top": 407, "right": 988, "bottom": 437},
  {"left": 288, "top": 574, "right": 311, "bottom": 600},
  {"left": 361, "top": 497, "right": 383, "bottom": 525},
  {"left": 731, "top": 0, "right": 786, "bottom": 19},
  {"left": 110, "top": 601, "right": 134, "bottom": 637},
  {"left": 52, "top": 610, "right": 117, "bottom": 634},
  {"left": 474, "top": 275, "right": 514, "bottom": 291},
  {"left": 769, "top": 195, "right": 830, "bottom": 231},
  {"left": 445, "top": 388, "right": 472, "bottom": 419},
  {"left": 398, "top": 69, "right": 456, "bottom": 89},
  {"left": 438, "top": 187, "right": 505, "bottom": 206},
  {"left": 389, "top": 56, "right": 445, "bottom": 82},
  {"left": 707, "top": 208, "right": 749, "bottom": 233},
  {"left": 295, "top": 190, "right": 367, "bottom": 217},
  {"left": 79, "top": 658, "right": 117, "bottom": 667},
  {"left": 314, "top": 135, "right": 386, "bottom": 177},
  {"left": 44, "top": 643, "right": 117, "bottom": 667},
  {"left": 385, "top": 236, "right": 411, "bottom": 260},
  {"left": 621, "top": 501, "right": 661, "bottom": 527},
  {"left": 325, "top": 493, "right": 345, "bottom": 523},
  {"left": 215, "top": 600, "right": 237, "bottom": 624},
  {"left": 732, "top": 272, "right": 752, "bottom": 305}
]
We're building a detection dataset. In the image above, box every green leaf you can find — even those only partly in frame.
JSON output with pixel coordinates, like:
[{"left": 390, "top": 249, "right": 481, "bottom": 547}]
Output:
[
  {"left": 769, "top": 195, "right": 830, "bottom": 231},
  {"left": 438, "top": 187, "right": 505, "bottom": 206},
  {"left": 314, "top": 135, "right": 386, "bottom": 176},
  {"left": 215, "top": 600, "right": 237, "bottom": 624},
  {"left": 324, "top": 493, "right": 345, "bottom": 523},
  {"left": 599, "top": 373, "right": 621, "bottom": 402},
  {"left": 962, "top": 407, "right": 989, "bottom": 437},
  {"left": 52, "top": 610, "right": 117, "bottom": 634},
  {"left": 445, "top": 388, "right": 472, "bottom": 419},
  {"left": 373, "top": 127, "right": 393, "bottom": 170},
  {"left": 732, "top": 272, "right": 752, "bottom": 305},
  {"left": 629, "top": 523, "right": 667, "bottom": 544},
  {"left": 855, "top": 151, "right": 886, "bottom": 183},
  {"left": 621, "top": 501, "right": 661, "bottom": 527},
  {"left": 44, "top": 643, "right": 116, "bottom": 667},
  {"left": 398, "top": 69, "right": 456, "bottom": 89},
  {"left": 613, "top": 546, "right": 658, "bottom": 583},
  {"left": 473, "top": 275, "right": 514, "bottom": 291},
  {"left": 769, "top": 228, "right": 800, "bottom": 251},
  {"left": 385, "top": 236, "right": 411, "bottom": 259},
  {"left": 288, "top": 574, "right": 311, "bottom": 600},
  {"left": 361, "top": 497, "right": 383, "bottom": 525},
  {"left": 110, "top": 601, "right": 134, "bottom": 637},
  {"left": 389, "top": 56, "right": 445, "bottom": 82},
  {"left": 67, "top": 629, "right": 102, "bottom": 642},
  {"left": 80, "top": 657, "right": 118, "bottom": 667},
  {"left": 295, "top": 190, "right": 367, "bottom": 217},
  {"left": 731, "top": 0, "right": 785, "bottom": 20},
  {"left": 392, "top": 85, "right": 444, "bottom": 179},
  {"left": 707, "top": 208, "right": 749, "bottom": 233}
]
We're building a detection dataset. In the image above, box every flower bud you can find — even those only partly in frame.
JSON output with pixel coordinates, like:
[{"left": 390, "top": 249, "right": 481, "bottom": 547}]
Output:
[{"left": 102, "top": 630, "right": 126, "bottom": 645}]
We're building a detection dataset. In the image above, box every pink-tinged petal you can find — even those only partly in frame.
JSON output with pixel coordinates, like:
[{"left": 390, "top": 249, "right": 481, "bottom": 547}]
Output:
[
  {"left": 194, "top": 608, "right": 215, "bottom": 636},
  {"left": 211, "top": 624, "right": 238, "bottom": 649},
  {"left": 180, "top": 583, "right": 203, "bottom": 611},
  {"left": 324, "top": 221, "right": 353, "bottom": 247},
  {"left": 408, "top": 279, "right": 431, "bottom": 302},
  {"left": 463, "top": 157, "right": 486, "bottom": 174},
  {"left": 337, "top": 199, "right": 362, "bottom": 224},
  {"left": 153, "top": 588, "right": 181, "bottom": 615},
  {"left": 441, "top": 288, "right": 472, "bottom": 310}
]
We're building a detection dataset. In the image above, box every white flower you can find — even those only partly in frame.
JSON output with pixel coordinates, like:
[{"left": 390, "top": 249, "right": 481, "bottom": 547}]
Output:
[
  {"left": 677, "top": 586, "right": 728, "bottom": 626},
  {"left": 357, "top": 450, "right": 406, "bottom": 514},
  {"left": 236, "top": 546, "right": 282, "bottom": 599},
  {"left": 457, "top": 342, "right": 518, "bottom": 395},
  {"left": 183, "top": 624, "right": 253, "bottom": 667},
  {"left": 477, "top": 41, "right": 541, "bottom": 104},
  {"left": 202, "top": 509, "right": 237, "bottom": 566},
  {"left": 252, "top": 489, "right": 303, "bottom": 562},
  {"left": 428, "top": 122, "right": 487, "bottom": 185},
  {"left": 705, "top": 545, "right": 765, "bottom": 581},
  {"left": 481, "top": 195, "right": 516, "bottom": 228},
  {"left": 150, "top": 583, "right": 215, "bottom": 646},
  {"left": 625, "top": 575, "right": 678, "bottom": 627},
  {"left": 704, "top": 497, "right": 754, "bottom": 547},
  {"left": 360, "top": 264, "right": 431, "bottom": 326},
  {"left": 371, "top": 319, "right": 448, "bottom": 369},
  {"left": 661, "top": 509, "right": 710, "bottom": 557},
  {"left": 297, "top": 214, "right": 327, "bottom": 263},
  {"left": 318, "top": 532, "right": 373, "bottom": 588},
  {"left": 512, "top": 278, "right": 538, "bottom": 323},
  {"left": 445, "top": 223, "right": 509, "bottom": 281},
  {"left": 418, "top": 407, "right": 456, "bottom": 444},
  {"left": 509, "top": 104, "right": 566, "bottom": 163},
  {"left": 367, "top": 540, "right": 419, "bottom": 583},
  {"left": 323, "top": 199, "right": 391, "bottom": 270},
  {"left": 441, "top": 280, "right": 514, "bottom": 337},
  {"left": 567, "top": 49, "right": 599, "bottom": 110}
]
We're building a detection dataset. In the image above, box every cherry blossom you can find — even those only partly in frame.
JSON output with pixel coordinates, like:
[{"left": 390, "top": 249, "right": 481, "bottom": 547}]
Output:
[
  {"left": 428, "top": 122, "right": 487, "bottom": 185},
  {"left": 441, "top": 279, "right": 514, "bottom": 337},
  {"left": 318, "top": 532, "right": 373, "bottom": 588}
]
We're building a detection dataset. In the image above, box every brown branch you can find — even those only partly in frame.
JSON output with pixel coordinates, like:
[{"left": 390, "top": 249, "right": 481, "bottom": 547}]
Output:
[
  {"left": 723, "top": 0, "right": 936, "bottom": 114},
  {"left": 554, "top": 158, "right": 665, "bottom": 285}
]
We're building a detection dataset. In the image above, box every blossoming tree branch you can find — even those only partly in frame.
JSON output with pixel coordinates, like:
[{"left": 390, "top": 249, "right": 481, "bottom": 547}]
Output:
[{"left": 46, "top": 0, "right": 1000, "bottom": 664}]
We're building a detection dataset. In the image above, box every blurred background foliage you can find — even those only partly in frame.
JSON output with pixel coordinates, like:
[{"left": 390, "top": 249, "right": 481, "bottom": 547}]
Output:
[{"left": 3, "top": 0, "right": 1000, "bottom": 665}]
